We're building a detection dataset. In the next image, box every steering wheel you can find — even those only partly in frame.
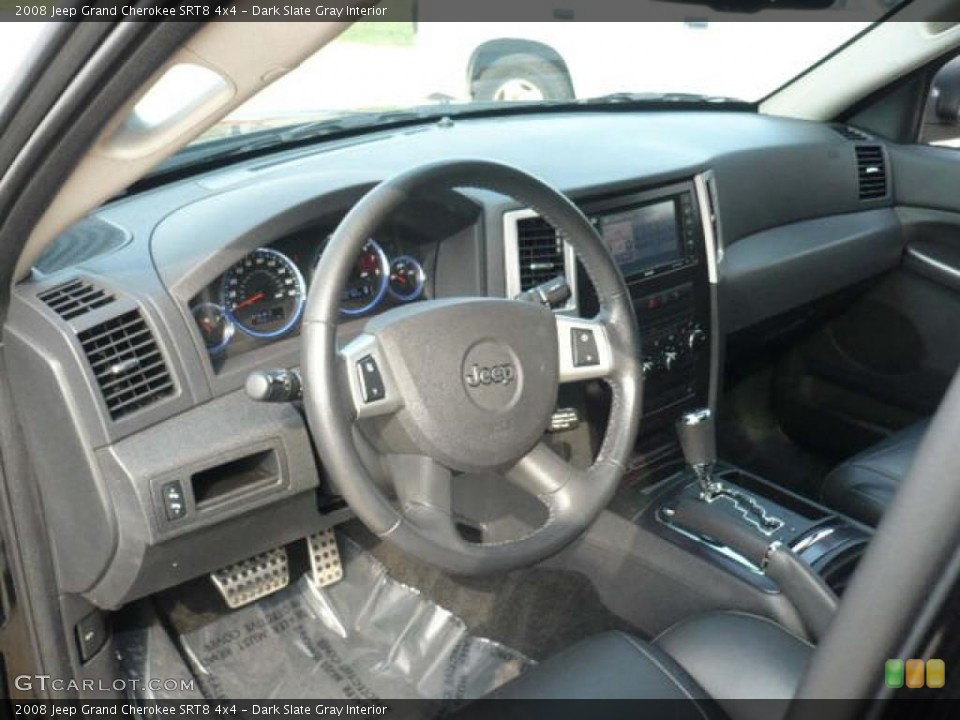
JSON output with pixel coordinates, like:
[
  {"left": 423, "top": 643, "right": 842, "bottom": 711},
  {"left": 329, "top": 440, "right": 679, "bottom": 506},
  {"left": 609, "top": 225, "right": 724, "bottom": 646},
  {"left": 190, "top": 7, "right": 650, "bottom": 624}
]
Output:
[{"left": 301, "top": 160, "right": 641, "bottom": 574}]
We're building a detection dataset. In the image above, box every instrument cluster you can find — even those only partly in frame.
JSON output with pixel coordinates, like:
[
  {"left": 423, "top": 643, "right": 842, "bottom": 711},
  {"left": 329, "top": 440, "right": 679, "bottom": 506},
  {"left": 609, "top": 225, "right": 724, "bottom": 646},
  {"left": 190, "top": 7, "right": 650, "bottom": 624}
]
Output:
[{"left": 189, "top": 228, "right": 431, "bottom": 367}]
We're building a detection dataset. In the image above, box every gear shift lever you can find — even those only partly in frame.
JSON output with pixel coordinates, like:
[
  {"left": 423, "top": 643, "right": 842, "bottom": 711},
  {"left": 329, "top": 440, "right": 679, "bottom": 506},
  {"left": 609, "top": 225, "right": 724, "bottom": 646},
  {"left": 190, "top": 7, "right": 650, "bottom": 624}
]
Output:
[{"left": 676, "top": 408, "right": 720, "bottom": 499}]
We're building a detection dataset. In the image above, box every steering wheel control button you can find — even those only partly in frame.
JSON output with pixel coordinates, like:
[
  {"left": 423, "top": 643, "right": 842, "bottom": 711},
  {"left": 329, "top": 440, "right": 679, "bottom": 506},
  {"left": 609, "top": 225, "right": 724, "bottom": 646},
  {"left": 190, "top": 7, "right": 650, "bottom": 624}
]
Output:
[
  {"left": 572, "top": 328, "right": 600, "bottom": 367},
  {"left": 161, "top": 480, "right": 187, "bottom": 521},
  {"left": 357, "top": 355, "right": 386, "bottom": 403}
]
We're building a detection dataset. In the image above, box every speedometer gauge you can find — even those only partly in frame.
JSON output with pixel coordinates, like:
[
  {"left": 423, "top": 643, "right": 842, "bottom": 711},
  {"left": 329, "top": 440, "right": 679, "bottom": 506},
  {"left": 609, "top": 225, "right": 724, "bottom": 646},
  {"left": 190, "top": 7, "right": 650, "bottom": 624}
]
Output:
[{"left": 221, "top": 248, "right": 306, "bottom": 338}]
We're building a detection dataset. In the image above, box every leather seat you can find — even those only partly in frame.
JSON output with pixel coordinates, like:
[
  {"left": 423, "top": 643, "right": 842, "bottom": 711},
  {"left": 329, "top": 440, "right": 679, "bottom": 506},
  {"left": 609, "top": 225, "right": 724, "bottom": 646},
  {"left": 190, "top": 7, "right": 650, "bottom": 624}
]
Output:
[
  {"left": 491, "top": 630, "right": 713, "bottom": 703},
  {"left": 821, "top": 419, "right": 929, "bottom": 526},
  {"left": 481, "top": 611, "right": 813, "bottom": 720},
  {"left": 656, "top": 612, "right": 813, "bottom": 720}
]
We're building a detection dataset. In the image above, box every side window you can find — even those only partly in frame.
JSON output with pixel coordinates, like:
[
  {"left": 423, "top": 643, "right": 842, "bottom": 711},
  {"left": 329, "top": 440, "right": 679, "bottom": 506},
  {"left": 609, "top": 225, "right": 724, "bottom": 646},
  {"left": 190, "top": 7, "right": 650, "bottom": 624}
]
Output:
[{"left": 920, "top": 55, "right": 960, "bottom": 148}]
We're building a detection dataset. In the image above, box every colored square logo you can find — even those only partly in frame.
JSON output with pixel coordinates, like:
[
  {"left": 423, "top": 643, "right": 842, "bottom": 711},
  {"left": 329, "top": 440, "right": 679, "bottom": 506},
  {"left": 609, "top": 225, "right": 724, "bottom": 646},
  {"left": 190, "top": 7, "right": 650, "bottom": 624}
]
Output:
[
  {"left": 886, "top": 659, "right": 904, "bottom": 688},
  {"left": 927, "top": 659, "right": 946, "bottom": 689},
  {"left": 906, "top": 659, "right": 925, "bottom": 688}
]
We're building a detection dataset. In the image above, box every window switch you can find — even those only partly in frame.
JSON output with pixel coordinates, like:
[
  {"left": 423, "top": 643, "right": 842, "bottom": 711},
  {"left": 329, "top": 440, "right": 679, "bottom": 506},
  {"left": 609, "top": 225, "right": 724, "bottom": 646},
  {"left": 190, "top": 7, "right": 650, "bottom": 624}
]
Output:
[{"left": 161, "top": 480, "right": 186, "bottom": 521}]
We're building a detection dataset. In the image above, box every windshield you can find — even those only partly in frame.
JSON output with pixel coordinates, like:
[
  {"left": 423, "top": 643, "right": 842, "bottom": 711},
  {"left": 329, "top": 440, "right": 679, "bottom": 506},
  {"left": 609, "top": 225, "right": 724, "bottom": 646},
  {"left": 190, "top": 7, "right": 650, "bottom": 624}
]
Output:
[{"left": 157, "top": 18, "right": 882, "bottom": 172}]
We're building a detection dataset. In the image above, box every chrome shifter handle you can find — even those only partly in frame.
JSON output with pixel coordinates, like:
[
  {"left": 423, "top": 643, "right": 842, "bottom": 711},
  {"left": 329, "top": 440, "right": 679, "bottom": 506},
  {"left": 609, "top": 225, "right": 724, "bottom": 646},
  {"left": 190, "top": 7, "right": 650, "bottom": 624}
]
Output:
[{"left": 676, "top": 408, "right": 720, "bottom": 499}]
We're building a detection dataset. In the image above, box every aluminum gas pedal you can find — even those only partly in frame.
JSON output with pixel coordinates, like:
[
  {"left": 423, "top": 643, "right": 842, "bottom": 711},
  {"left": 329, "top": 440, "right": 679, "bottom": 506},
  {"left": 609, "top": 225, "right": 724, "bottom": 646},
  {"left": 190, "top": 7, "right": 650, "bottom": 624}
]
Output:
[
  {"left": 307, "top": 529, "right": 343, "bottom": 587},
  {"left": 210, "top": 547, "right": 290, "bottom": 609}
]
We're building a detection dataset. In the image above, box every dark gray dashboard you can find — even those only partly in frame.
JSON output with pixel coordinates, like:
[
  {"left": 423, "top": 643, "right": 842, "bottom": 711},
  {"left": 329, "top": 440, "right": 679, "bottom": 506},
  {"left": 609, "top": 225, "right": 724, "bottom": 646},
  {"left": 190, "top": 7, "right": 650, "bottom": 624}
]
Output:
[{"left": 2, "top": 109, "right": 904, "bottom": 609}]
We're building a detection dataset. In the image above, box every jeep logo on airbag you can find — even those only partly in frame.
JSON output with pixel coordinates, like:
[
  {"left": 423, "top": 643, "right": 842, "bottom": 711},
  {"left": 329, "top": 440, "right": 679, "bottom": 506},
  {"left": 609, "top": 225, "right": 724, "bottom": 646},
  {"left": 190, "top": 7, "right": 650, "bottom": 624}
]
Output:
[
  {"left": 461, "top": 340, "right": 523, "bottom": 412},
  {"left": 465, "top": 363, "right": 515, "bottom": 387}
]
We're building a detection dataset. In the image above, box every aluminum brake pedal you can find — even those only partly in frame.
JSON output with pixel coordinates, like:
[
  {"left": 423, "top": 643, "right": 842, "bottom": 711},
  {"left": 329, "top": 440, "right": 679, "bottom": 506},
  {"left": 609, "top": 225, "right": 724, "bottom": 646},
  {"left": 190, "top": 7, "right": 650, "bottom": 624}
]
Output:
[{"left": 210, "top": 547, "right": 290, "bottom": 609}]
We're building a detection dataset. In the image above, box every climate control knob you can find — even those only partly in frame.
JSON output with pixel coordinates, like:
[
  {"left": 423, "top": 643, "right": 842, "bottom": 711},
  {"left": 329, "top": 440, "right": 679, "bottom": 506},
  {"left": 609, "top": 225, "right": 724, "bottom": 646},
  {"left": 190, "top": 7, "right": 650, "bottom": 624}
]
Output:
[
  {"left": 662, "top": 349, "right": 679, "bottom": 371},
  {"left": 687, "top": 325, "right": 707, "bottom": 351}
]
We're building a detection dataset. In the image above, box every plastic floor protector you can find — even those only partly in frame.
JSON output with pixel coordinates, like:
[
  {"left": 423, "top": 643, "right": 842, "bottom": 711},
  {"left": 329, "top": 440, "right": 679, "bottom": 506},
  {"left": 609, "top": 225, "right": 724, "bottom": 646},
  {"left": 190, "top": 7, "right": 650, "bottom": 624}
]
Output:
[{"left": 176, "top": 537, "right": 534, "bottom": 701}]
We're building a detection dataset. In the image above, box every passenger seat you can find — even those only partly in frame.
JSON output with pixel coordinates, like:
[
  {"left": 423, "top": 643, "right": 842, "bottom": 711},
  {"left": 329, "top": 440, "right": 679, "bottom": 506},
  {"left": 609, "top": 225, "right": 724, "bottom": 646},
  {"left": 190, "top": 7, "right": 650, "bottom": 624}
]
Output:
[{"left": 820, "top": 419, "right": 930, "bottom": 526}]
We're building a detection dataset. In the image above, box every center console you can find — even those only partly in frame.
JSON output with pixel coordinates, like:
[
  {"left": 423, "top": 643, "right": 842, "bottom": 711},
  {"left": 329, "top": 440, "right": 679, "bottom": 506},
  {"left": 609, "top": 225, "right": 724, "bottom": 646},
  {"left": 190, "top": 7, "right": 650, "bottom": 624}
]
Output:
[
  {"left": 508, "top": 175, "right": 868, "bottom": 636},
  {"left": 611, "top": 408, "right": 872, "bottom": 641},
  {"left": 651, "top": 463, "right": 872, "bottom": 595},
  {"left": 578, "top": 180, "right": 713, "bottom": 432},
  {"left": 563, "top": 177, "right": 870, "bottom": 639}
]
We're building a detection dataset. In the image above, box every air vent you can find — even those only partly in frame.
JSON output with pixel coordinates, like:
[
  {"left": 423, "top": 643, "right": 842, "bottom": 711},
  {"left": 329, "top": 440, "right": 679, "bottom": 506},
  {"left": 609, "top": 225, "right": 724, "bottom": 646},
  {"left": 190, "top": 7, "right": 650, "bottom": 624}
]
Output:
[
  {"left": 516, "top": 216, "right": 565, "bottom": 291},
  {"left": 78, "top": 310, "right": 174, "bottom": 420},
  {"left": 832, "top": 124, "right": 870, "bottom": 142},
  {"left": 39, "top": 279, "right": 115, "bottom": 321},
  {"left": 856, "top": 145, "right": 888, "bottom": 200}
]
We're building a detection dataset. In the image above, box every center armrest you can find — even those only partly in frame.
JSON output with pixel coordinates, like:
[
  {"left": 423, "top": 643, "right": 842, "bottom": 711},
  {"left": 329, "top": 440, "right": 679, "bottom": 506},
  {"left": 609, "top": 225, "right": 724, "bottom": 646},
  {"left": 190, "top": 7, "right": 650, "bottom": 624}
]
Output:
[{"left": 655, "top": 611, "right": 814, "bottom": 720}]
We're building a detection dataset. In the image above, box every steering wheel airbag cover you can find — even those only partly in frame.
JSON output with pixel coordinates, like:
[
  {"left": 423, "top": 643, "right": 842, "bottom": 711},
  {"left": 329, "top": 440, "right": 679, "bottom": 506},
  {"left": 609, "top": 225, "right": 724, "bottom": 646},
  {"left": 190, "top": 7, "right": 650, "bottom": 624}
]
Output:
[{"left": 363, "top": 297, "right": 559, "bottom": 472}]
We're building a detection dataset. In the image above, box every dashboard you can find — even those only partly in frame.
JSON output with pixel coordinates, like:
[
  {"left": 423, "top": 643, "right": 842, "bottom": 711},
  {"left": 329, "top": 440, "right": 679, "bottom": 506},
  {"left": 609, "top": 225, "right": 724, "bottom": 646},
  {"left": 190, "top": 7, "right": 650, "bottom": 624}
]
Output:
[
  {"left": 5, "top": 109, "right": 904, "bottom": 611},
  {"left": 189, "top": 220, "right": 436, "bottom": 368}
]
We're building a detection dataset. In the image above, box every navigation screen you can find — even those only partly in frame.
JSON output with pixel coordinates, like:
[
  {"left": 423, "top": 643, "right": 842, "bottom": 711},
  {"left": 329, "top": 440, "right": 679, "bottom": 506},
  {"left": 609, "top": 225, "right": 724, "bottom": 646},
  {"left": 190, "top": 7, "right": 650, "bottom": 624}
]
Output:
[{"left": 599, "top": 200, "right": 680, "bottom": 277}]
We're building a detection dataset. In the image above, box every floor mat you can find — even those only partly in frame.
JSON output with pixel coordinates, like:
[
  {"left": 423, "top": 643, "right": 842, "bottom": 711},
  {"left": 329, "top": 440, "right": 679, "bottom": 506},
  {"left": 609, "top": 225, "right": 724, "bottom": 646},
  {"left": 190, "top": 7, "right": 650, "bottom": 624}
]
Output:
[
  {"left": 343, "top": 521, "right": 641, "bottom": 661},
  {"left": 174, "top": 537, "right": 533, "bottom": 701}
]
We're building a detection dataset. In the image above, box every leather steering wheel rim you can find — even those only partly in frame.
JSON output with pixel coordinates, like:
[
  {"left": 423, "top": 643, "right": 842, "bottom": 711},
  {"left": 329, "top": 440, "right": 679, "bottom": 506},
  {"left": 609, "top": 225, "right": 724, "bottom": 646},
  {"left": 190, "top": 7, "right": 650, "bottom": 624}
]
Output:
[{"left": 301, "top": 159, "right": 642, "bottom": 574}]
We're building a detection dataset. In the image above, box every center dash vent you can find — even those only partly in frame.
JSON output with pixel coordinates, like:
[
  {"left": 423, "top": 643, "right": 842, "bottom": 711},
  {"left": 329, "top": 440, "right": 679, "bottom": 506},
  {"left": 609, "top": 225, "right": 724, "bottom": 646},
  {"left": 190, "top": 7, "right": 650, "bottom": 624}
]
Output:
[
  {"left": 39, "top": 279, "right": 115, "bottom": 321},
  {"left": 856, "top": 145, "right": 888, "bottom": 200},
  {"left": 78, "top": 310, "right": 174, "bottom": 420},
  {"left": 516, "top": 216, "right": 565, "bottom": 291}
]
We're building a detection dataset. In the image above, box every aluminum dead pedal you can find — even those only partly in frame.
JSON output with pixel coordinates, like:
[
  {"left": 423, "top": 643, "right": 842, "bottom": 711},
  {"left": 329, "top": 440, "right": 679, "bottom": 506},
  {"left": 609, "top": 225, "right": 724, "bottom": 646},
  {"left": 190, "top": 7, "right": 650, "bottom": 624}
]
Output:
[
  {"left": 210, "top": 547, "right": 290, "bottom": 609},
  {"left": 307, "top": 529, "right": 343, "bottom": 587}
]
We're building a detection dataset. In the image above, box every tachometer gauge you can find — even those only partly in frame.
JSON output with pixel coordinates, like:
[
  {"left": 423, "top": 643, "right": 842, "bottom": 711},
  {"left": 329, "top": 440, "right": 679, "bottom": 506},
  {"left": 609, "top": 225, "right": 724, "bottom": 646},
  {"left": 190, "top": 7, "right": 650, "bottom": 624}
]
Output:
[
  {"left": 221, "top": 248, "right": 306, "bottom": 338},
  {"left": 327, "top": 239, "right": 390, "bottom": 316},
  {"left": 388, "top": 256, "right": 425, "bottom": 302},
  {"left": 192, "top": 303, "right": 234, "bottom": 354}
]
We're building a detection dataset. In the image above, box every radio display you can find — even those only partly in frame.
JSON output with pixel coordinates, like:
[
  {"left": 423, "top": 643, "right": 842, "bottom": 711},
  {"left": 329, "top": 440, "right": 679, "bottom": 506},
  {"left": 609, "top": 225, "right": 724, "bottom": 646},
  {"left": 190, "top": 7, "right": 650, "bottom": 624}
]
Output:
[{"left": 598, "top": 200, "right": 681, "bottom": 278}]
